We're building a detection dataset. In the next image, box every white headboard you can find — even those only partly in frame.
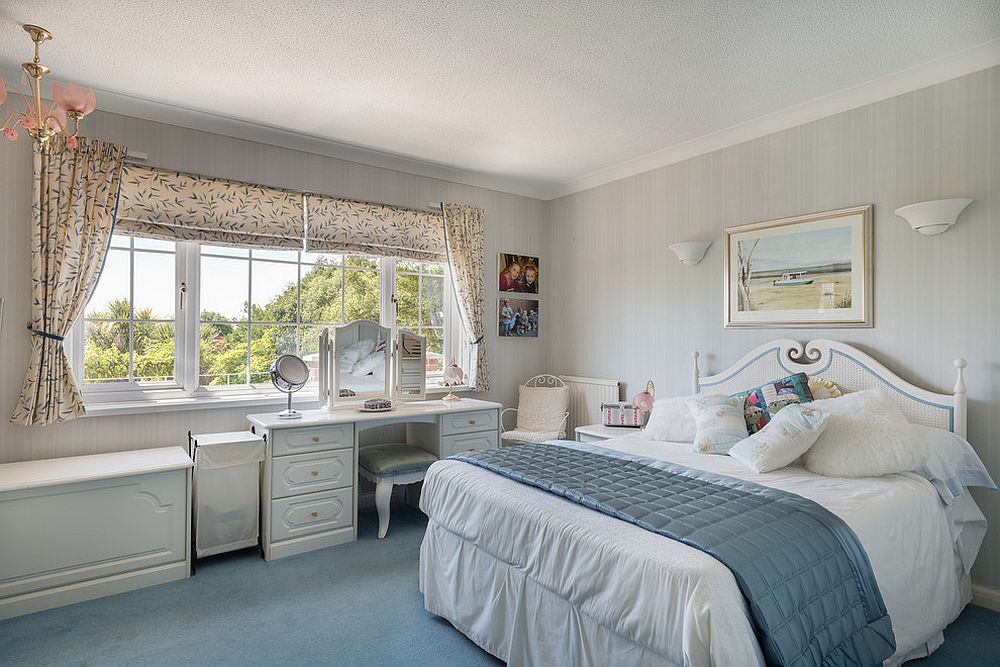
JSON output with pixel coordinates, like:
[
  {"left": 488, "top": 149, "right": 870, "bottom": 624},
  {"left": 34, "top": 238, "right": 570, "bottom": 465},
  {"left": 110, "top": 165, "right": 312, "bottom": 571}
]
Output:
[{"left": 693, "top": 339, "right": 967, "bottom": 437}]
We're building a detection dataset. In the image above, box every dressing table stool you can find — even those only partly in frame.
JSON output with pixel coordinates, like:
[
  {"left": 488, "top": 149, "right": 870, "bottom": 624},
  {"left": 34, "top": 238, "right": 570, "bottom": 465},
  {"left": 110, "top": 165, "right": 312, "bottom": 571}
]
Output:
[{"left": 358, "top": 443, "right": 438, "bottom": 538}]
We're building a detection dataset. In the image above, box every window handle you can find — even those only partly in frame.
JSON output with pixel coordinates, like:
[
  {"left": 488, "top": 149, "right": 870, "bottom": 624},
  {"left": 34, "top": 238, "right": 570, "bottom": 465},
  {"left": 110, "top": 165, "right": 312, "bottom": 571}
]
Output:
[{"left": 179, "top": 282, "right": 187, "bottom": 311}]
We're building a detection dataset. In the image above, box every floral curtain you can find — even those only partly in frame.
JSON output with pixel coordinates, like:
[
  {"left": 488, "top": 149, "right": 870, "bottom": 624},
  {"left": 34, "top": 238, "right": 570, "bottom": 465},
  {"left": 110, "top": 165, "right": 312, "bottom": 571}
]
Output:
[
  {"left": 442, "top": 203, "right": 489, "bottom": 392},
  {"left": 116, "top": 164, "right": 304, "bottom": 249},
  {"left": 306, "top": 195, "right": 446, "bottom": 262},
  {"left": 11, "top": 136, "right": 127, "bottom": 426}
]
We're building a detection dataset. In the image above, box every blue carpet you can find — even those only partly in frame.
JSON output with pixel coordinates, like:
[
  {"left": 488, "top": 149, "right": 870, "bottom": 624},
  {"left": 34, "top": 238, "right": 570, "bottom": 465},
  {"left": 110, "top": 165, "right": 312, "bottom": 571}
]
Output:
[{"left": 1, "top": 506, "right": 997, "bottom": 666}]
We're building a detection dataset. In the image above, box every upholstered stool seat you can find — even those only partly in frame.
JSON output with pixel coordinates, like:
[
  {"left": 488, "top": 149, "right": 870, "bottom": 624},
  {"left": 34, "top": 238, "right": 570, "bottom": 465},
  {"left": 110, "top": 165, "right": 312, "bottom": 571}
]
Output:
[{"left": 358, "top": 443, "right": 437, "bottom": 539}]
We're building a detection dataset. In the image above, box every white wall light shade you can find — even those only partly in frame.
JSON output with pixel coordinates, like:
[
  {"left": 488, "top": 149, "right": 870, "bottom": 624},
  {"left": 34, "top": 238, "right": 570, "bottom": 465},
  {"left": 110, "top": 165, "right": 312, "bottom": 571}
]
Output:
[
  {"left": 894, "top": 198, "right": 972, "bottom": 236},
  {"left": 669, "top": 241, "right": 712, "bottom": 266}
]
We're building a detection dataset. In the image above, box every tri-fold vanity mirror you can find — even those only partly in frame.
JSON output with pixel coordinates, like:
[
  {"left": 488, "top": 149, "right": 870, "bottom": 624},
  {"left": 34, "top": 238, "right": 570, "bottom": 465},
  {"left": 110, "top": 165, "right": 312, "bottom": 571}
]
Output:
[{"left": 317, "top": 320, "right": 426, "bottom": 408}]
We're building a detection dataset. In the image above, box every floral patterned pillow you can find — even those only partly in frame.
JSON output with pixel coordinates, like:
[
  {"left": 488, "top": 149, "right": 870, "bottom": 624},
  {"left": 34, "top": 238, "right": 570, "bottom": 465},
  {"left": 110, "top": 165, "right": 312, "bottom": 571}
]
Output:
[
  {"left": 732, "top": 372, "right": 814, "bottom": 435},
  {"left": 685, "top": 394, "right": 748, "bottom": 455},
  {"left": 728, "top": 404, "right": 830, "bottom": 473}
]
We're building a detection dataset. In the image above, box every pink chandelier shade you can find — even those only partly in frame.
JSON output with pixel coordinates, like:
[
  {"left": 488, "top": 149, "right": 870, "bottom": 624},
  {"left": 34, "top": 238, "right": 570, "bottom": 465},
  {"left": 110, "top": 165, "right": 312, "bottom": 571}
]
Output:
[{"left": 52, "top": 82, "right": 97, "bottom": 117}]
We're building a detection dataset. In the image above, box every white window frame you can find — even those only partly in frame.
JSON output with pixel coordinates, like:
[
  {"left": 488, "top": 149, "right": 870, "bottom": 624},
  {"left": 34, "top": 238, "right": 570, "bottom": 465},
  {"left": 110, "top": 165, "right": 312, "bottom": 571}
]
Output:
[{"left": 69, "top": 239, "right": 471, "bottom": 409}]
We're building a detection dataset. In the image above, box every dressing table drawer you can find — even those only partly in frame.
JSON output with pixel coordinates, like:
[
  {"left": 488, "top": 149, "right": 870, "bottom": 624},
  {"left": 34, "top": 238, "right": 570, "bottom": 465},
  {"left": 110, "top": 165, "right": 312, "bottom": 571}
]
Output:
[
  {"left": 271, "top": 449, "right": 353, "bottom": 499},
  {"left": 271, "top": 424, "right": 354, "bottom": 456},
  {"left": 441, "top": 409, "right": 498, "bottom": 436},
  {"left": 441, "top": 431, "right": 498, "bottom": 457},
  {"left": 270, "top": 488, "right": 353, "bottom": 542}
]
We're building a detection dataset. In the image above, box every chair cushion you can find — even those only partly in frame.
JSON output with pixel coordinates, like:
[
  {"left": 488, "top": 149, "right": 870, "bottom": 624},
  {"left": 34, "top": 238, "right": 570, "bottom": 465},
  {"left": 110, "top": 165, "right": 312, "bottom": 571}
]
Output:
[
  {"left": 516, "top": 384, "right": 569, "bottom": 432},
  {"left": 501, "top": 429, "right": 562, "bottom": 445},
  {"left": 359, "top": 443, "right": 437, "bottom": 476}
]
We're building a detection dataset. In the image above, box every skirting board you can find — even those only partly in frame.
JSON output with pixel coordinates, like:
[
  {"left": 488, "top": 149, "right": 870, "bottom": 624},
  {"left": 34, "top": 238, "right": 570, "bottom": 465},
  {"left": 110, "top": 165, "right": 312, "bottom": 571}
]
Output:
[
  {"left": 0, "top": 561, "right": 189, "bottom": 621},
  {"left": 973, "top": 584, "right": 1000, "bottom": 613}
]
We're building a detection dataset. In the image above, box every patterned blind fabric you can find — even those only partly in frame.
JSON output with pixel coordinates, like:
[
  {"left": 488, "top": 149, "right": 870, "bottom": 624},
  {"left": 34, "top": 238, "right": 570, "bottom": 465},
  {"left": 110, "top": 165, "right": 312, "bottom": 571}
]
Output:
[
  {"left": 116, "top": 165, "right": 305, "bottom": 249},
  {"left": 306, "top": 195, "right": 447, "bottom": 262}
]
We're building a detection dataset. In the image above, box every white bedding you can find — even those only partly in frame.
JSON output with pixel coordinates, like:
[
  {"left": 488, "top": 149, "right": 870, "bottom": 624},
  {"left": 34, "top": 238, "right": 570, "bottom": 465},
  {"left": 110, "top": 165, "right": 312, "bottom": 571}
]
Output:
[{"left": 419, "top": 433, "right": 986, "bottom": 666}]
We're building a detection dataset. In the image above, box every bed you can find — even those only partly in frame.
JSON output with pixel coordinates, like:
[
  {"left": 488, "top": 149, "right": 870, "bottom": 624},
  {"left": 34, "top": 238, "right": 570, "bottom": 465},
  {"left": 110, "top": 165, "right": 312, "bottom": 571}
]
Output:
[{"left": 418, "top": 339, "right": 988, "bottom": 666}]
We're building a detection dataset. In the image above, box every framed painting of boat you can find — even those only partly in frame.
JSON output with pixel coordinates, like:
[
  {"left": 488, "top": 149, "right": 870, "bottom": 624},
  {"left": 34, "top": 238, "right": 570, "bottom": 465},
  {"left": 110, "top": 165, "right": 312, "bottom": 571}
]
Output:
[{"left": 724, "top": 205, "right": 873, "bottom": 328}]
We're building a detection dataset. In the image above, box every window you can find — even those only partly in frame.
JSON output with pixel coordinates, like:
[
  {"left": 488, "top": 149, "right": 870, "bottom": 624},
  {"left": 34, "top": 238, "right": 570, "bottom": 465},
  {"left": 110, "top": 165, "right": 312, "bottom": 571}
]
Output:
[
  {"left": 72, "top": 235, "right": 467, "bottom": 403},
  {"left": 82, "top": 236, "right": 179, "bottom": 386}
]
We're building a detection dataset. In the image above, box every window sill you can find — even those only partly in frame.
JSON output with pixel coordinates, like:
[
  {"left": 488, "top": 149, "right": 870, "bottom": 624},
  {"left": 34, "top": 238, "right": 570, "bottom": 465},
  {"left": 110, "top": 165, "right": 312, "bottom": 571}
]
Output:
[{"left": 82, "top": 385, "right": 473, "bottom": 418}]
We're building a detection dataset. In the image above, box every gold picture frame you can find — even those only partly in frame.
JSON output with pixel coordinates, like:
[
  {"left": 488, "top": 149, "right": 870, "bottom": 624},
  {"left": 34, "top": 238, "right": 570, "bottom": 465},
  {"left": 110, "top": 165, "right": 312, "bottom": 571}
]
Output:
[{"left": 724, "top": 205, "right": 873, "bottom": 328}]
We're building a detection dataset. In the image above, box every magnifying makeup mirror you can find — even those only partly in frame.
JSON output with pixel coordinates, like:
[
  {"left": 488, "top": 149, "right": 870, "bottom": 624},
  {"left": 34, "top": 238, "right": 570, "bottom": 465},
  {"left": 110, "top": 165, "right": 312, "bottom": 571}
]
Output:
[{"left": 270, "top": 354, "right": 309, "bottom": 419}]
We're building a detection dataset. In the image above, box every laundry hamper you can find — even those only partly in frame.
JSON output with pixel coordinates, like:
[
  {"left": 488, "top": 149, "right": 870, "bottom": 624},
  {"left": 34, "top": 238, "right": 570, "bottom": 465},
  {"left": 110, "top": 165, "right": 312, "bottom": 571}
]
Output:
[{"left": 190, "top": 431, "right": 266, "bottom": 558}]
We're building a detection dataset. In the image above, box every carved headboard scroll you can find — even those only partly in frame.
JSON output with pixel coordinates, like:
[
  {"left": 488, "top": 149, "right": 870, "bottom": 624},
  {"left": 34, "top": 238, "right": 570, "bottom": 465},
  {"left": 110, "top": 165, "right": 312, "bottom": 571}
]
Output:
[{"left": 693, "top": 339, "right": 967, "bottom": 437}]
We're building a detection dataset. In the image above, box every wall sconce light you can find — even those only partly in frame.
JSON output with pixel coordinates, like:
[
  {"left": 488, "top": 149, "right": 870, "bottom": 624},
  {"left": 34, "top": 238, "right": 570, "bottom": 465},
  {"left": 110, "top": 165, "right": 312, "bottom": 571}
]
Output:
[
  {"left": 669, "top": 241, "right": 712, "bottom": 266},
  {"left": 894, "top": 198, "right": 972, "bottom": 236}
]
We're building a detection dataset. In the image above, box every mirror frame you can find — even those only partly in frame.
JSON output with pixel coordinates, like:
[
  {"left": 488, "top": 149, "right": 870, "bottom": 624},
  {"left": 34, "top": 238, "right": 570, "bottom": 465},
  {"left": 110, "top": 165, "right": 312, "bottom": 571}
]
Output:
[
  {"left": 394, "top": 329, "right": 427, "bottom": 401},
  {"left": 332, "top": 319, "right": 391, "bottom": 405}
]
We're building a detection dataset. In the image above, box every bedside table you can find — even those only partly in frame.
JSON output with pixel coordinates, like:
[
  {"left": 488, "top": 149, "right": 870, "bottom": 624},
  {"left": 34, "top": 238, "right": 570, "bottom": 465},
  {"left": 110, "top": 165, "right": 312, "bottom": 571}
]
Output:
[{"left": 574, "top": 423, "right": 641, "bottom": 443}]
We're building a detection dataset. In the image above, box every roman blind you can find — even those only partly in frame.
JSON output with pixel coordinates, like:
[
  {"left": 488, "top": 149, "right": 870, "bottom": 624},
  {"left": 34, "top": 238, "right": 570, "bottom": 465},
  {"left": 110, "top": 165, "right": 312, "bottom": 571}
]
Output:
[
  {"left": 305, "top": 194, "right": 447, "bottom": 262},
  {"left": 115, "top": 165, "right": 305, "bottom": 249}
]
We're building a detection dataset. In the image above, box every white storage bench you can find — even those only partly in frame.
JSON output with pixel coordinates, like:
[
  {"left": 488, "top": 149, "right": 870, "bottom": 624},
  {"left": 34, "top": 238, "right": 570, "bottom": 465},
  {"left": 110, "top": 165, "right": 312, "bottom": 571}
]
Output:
[{"left": 0, "top": 447, "right": 193, "bottom": 620}]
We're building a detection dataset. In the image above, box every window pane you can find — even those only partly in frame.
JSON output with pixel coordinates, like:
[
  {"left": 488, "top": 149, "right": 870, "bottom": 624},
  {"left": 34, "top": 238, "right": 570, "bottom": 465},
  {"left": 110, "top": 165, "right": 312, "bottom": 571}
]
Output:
[
  {"left": 132, "top": 321, "right": 175, "bottom": 384},
  {"left": 134, "top": 251, "right": 175, "bottom": 319},
  {"left": 300, "top": 263, "right": 343, "bottom": 324},
  {"left": 344, "top": 269, "right": 380, "bottom": 322},
  {"left": 251, "top": 260, "right": 298, "bottom": 323},
  {"left": 302, "top": 252, "right": 342, "bottom": 266},
  {"left": 199, "top": 322, "right": 248, "bottom": 386},
  {"left": 394, "top": 272, "right": 419, "bottom": 327},
  {"left": 252, "top": 248, "right": 299, "bottom": 262},
  {"left": 421, "top": 274, "right": 444, "bottom": 327},
  {"left": 201, "top": 256, "right": 248, "bottom": 321},
  {"left": 425, "top": 328, "right": 444, "bottom": 376},
  {"left": 87, "top": 248, "right": 130, "bottom": 318},
  {"left": 109, "top": 234, "right": 130, "bottom": 249},
  {"left": 299, "top": 326, "right": 327, "bottom": 359},
  {"left": 396, "top": 259, "right": 421, "bottom": 274},
  {"left": 425, "top": 263, "right": 445, "bottom": 276},
  {"left": 345, "top": 255, "right": 379, "bottom": 270},
  {"left": 250, "top": 324, "right": 297, "bottom": 384},
  {"left": 83, "top": 320, "right": 130, "bottom": 384},
  {"left": 201, "top": 245, "right": 249, "bottom": 258},
  {"left": 133, "top": 238, "right": 175, "bottom": 252}
]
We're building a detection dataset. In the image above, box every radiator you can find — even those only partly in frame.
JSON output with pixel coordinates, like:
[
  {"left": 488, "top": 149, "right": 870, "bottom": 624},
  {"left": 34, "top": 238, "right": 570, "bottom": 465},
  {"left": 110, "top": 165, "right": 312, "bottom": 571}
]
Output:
[{"left": 559, "top": 375, "right": 622, "bottom": 432}]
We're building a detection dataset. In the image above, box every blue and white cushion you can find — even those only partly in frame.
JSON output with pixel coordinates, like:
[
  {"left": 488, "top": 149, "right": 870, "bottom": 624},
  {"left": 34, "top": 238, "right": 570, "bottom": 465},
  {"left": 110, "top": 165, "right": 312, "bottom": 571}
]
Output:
[{"left": 686, "top": 394, "right": 747, "bottom": 455}]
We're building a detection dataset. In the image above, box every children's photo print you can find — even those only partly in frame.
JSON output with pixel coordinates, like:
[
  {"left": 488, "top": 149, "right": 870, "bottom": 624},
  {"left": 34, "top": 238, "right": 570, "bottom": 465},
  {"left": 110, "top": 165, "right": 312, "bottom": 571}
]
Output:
[
  {"left": 498, "top": 298, "right": 539, "bottom": 338},
  {"left": 498, "top": 253, "right": 539, "bottom": 294}
]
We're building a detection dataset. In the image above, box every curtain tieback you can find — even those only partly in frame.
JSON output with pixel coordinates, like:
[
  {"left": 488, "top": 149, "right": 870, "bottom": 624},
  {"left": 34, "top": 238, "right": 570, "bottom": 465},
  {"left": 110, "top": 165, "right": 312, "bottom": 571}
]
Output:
[
  {"left": 470, "top": 335, "right": 484, "bottom": 345},
  {"left": 27, "top": 326, "right": 65, "bottom": 342}
]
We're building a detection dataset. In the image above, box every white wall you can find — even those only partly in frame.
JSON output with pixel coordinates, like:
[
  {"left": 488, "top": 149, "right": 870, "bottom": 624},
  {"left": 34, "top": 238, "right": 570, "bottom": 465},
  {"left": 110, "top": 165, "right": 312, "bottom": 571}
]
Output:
[
  {"left": 547, "top": 66, "right": 1000, "bottom": 586},
  {"left": 0, "top": 110, "right": 547, "bottom": 463}
]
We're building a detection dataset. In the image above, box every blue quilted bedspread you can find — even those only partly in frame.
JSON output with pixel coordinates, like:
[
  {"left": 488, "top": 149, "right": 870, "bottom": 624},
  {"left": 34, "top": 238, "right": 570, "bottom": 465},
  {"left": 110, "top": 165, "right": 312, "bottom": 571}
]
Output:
[{"left": 452, "top": 441, "right": 895, "bottom": 667}]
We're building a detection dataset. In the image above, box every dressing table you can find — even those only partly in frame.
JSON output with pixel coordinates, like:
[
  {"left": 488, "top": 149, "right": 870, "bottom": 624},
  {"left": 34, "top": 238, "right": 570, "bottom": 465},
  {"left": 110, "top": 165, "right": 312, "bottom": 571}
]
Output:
[{"left": 247, "top": 398, "right": 500, "bottom": 560}]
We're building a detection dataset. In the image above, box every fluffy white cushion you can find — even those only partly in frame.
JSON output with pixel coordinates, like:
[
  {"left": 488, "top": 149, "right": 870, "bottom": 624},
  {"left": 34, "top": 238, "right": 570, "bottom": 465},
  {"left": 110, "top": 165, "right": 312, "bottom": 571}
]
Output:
[
  {"left": 516, "top": 385, "right": 570, "bottom": 434},
  {"left": 729, "top": 404, "right": 829, "bottom": 473},
  {"left": 351, "top": 350, "right": 385, "bottom": 377},
  {"left": 641, "top": 395, "right": 697, "bottom": 442},
  {"left": 804, "top": 389, "right": 924, "bottom": 477},
  {"left": 686, "top": 394, "right": 747, "bottom": 455},
  {"left": 340, "top": 339, "right": 375, "bottom": 371}
]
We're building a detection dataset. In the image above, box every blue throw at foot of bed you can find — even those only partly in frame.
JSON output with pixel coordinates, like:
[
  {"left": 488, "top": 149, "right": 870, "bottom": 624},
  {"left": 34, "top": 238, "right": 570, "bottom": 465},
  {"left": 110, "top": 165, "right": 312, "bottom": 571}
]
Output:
[{"left": 452, "top": 440, "right": 896, "bottom": 667}]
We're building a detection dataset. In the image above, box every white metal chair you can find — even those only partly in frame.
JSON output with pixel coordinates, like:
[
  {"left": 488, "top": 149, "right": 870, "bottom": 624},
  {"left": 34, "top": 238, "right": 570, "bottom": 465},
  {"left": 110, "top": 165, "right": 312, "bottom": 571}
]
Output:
[{"left": 500, "top": 374, "right": 570, "bottom": 446}]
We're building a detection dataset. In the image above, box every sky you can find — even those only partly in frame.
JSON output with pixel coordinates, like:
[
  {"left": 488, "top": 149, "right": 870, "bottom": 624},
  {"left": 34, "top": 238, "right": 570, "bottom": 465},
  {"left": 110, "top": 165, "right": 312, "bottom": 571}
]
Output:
[{"left": 743, "top": 226, "right": 852, "bottom": 271}]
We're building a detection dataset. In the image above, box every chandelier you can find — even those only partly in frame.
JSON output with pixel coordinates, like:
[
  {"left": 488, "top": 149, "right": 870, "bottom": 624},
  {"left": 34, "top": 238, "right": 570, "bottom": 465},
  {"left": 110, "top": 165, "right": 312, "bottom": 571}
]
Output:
[{"left": 1, "top": 25, "right": 97, "bottom": 148}]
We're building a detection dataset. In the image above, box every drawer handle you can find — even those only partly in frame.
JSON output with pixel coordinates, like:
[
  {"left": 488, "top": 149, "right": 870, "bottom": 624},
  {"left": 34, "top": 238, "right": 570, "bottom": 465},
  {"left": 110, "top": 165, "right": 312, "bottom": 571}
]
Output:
[
  {"left": 468, "top": 419, "right": 476, "bottom": 425},
  {"left": 312, "top": 436, "right": 320, "bottom": 443},
  {"left": 310, "top": 511, "right": 319, "bottom": 518},
  {"left": 311, "top": 470, "right": 319, "bottom": 477}
]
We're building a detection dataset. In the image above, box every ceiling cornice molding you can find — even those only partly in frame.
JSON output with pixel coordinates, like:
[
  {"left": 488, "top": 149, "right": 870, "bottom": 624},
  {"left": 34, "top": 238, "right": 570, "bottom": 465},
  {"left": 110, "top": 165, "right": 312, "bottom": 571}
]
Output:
[
  {"left": 547, "top": 38, "right": 1000, "bottom": 200},
  {"left": 3, "top": 38, "right": 997, "bottom": 202}
]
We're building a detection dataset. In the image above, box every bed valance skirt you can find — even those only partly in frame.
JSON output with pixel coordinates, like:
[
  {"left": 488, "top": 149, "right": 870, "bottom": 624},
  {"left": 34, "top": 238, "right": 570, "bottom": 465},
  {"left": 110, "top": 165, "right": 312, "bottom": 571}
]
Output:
[{"left": 11, "top": 137, "right": 127, "bottom": 426}]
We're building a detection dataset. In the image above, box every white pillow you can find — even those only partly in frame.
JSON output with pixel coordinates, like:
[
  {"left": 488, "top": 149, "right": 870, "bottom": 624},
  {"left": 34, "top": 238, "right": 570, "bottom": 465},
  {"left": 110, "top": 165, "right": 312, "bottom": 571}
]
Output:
[
  {"left": 686, "top": 394, "right": 747, "bottom": 455},
  {"left": 340, "top": 339, "right": 375, "bottom": 371},
  {"left": 350, "top": 350, "right": 385, "bottom": 377},
  {"left": 804, "top": 389, "right": 924, "bottom": 477},
  {"left": 516, "top": 385, "right": 570, "bottom": 433},
  {"left": 911, "top": 424, "right": 997, "bottom": 504},
  {"left": 729, "top": 404, "right": 829, "bottom": 473},
  {"left": 641, "top": 395, "right": 697, "bottom": 442}
]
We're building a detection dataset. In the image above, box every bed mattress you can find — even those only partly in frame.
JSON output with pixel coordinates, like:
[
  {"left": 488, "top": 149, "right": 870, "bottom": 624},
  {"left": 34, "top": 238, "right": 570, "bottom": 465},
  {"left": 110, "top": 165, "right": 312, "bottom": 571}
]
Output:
[{"left": 419, "top": 433, "right": 985, "bottom": 666}]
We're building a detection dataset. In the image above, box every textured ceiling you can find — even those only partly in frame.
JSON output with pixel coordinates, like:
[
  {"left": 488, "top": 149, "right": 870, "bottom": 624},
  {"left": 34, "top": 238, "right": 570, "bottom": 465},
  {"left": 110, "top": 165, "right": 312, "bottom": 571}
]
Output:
[{"left": 1, "top": 1, "right": 998, "bottom": 198}]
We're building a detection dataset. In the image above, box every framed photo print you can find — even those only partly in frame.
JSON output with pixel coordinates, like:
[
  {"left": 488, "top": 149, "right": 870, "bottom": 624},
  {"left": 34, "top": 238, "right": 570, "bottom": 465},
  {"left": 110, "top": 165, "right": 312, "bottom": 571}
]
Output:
[
  {"left": 724, "top": 205, "right": 872, "bottom": 328},
  {"left": 498, "top": 253, "right": 539, "bottom": 294},
  {"left": 498, "top": 298, "right": 539, "bottom": 338}
]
